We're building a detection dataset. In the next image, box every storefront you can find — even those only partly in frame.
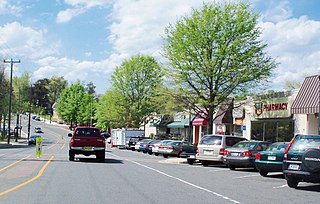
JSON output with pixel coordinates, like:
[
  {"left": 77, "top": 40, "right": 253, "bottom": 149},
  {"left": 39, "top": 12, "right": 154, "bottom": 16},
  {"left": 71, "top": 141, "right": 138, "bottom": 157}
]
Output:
[
  {"left": 291, "top": 75, "right": 320, "bottom": 135},
  {"left": 191, "top": 104, "right": 233, "bottom": 145},
  {"left": 249, "top": 91, "right": 295, "bottom": 142},
  {"left": 166, "top": 113, "right": 191, "bottom": 141}
]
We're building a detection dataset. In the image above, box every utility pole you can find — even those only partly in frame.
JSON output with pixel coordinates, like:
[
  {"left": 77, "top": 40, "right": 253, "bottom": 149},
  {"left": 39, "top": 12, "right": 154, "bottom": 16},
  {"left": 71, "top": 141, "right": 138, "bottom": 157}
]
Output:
[{"left": 4, "top": 59, "right": 21, "bottom": 144}]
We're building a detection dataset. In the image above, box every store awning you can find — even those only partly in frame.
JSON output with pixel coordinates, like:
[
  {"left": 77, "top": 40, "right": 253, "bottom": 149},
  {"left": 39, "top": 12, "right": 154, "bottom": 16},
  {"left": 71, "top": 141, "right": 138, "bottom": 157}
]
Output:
[
  {"left": 167, "top": 118, "right": 190, "bottom": 129},
  {"left": 192, "top": 112, "right": 208, "bottom": 126},
  {"left": 291, "top": 75, "right": 320, "bottom": 114}
]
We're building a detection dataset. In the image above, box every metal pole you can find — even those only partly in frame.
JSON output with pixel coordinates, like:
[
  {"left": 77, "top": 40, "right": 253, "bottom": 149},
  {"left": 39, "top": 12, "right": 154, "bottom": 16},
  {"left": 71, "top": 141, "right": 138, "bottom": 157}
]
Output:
[{"left": 4, "top": 59, "right": 20, "bottom": 144}]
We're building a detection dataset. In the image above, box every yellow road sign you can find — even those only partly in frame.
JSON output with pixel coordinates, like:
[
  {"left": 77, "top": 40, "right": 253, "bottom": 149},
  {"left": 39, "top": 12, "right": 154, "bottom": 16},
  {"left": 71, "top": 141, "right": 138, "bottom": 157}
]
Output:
[{"left": 36, "top": 137, "right": 43, "bottom": 158}]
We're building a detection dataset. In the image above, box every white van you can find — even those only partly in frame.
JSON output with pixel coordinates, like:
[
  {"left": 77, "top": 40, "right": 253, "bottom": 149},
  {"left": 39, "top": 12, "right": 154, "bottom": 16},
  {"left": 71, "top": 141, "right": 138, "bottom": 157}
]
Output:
[{"left": 197, "top": 135, "right": 247, "bottom": 166}]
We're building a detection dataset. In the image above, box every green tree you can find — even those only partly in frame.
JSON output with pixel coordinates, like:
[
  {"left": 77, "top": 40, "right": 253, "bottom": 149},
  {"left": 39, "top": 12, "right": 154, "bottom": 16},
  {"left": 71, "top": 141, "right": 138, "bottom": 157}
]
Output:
[
  {"left": 12, "top": 73, "right": 32, "bottom": 113},
  {"left": 111, "top": 54, "right": 163, "bottom": 128},
  {"left": 95, "top": 88, "right": 126, "bottom": 128},
  {"left": 47, "top": 76, "right": 68, "bottom": 108},
  {"left": 163, "top": 1, "right": 277, "bottom": 134},
  {"left": 56, "top": 81, "right": 86, "bottom": 126}
]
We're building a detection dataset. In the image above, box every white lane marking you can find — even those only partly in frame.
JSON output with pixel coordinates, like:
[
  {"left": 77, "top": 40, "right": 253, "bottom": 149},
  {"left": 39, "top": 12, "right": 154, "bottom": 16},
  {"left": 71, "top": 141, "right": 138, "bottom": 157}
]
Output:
[
  {"left": 273, "top": 184, "right": 287, "bottom": 189},
  {"left": 108, "top": 152, "right": 241, "bottom": 204},
  {"left": 233, "top": 174, "right": 259, "bottom": 179},
  {"left": 209, "top": 169, "right": 229, "bottom": 172}
]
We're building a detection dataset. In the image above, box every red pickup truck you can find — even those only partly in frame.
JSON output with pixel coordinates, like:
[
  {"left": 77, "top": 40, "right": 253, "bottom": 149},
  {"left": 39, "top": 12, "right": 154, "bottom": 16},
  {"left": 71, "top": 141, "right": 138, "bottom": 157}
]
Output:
[{"left": 68, "top": 126, "right": 106, "bottom": 162}]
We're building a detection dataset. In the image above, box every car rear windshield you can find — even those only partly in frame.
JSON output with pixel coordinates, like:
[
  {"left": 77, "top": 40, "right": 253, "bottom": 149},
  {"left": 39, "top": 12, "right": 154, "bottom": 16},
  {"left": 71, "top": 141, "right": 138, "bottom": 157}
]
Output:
[
  {"left": 266, "top": 143, "right": 289, "bottom": 152},
  {"left": 291, "top": 135, "right": 320, "bottom": 151},
  {"left": 199, "top": 136, "right": 222, "bottom": 145},
  {"left": 232, "top": 141, "right": 257, "bottom": 149}
]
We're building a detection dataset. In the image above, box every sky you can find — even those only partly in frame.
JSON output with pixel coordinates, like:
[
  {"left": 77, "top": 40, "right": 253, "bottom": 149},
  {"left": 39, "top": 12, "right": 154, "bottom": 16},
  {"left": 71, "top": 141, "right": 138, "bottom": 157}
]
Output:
[{"left": 0, "top": 0, "right": 320, "bottom": 94}]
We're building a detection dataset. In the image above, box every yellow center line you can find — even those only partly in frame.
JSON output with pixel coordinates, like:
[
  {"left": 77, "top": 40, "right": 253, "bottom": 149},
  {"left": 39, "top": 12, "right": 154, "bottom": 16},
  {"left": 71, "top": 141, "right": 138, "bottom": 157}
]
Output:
[
  {"left": 0, "top": 155, "right": 31, "bottom": 173},
  {"left": 0, "top": 155, "right": 55, "bottom": 197},
  {"left": 60, "top": 138, "right": 66, "bottom": 150}
]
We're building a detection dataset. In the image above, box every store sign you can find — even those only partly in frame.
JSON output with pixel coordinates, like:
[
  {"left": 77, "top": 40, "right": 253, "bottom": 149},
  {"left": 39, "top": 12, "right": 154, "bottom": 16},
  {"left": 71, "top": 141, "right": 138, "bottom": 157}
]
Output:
[{"left": 254, "top": 97, "right": 291, "bottom": 118}]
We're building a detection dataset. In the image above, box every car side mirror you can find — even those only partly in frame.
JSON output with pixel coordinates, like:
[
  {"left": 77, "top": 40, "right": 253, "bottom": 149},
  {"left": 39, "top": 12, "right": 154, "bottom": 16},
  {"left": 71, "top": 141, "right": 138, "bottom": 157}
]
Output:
[{"left": 68, "top": 133, "right": 72, "bottom": 137}]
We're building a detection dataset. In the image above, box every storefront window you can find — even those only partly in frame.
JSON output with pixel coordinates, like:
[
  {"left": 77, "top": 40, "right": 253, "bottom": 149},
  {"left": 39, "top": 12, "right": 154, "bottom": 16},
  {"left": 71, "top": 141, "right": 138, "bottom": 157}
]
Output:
[{"left": 251, "top": 120, "right": 294, "bottom": 142}]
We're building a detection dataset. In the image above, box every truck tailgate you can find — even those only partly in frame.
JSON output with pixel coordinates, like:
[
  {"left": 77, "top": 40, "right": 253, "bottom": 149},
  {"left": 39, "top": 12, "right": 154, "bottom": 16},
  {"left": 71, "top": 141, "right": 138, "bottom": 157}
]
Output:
[{"left": 72, "top": 136, "right": 105, "bottom": 147}]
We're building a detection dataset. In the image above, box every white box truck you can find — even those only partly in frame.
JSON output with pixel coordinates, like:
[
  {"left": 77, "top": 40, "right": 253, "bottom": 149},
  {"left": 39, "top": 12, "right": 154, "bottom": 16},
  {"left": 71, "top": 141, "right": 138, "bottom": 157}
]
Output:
[{"left": 111, "top": 128, "right": 126, "bottom": 148}]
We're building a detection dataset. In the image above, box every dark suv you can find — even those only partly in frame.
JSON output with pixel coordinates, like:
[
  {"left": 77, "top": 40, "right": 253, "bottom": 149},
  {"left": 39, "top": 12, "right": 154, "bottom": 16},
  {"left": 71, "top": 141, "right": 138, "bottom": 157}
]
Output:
[
  {"left": 283, "top": 134, "right": 320, "bottom": 188},
  {"left": 128, "top": 136, "right": 145, "bottom": 151}
]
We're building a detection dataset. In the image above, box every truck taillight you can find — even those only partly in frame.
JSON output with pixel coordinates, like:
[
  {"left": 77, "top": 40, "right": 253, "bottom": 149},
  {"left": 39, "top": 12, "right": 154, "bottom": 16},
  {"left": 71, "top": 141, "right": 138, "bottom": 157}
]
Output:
[
  {"left": 241, "top": 151, "right": 252, "bottom": 157},
  {"left": 255, "top": 153, "right": 260, "bottom": 161},
  {"left": 219, "top": 148, "right": 225, "bottom": 155},
  {"left": 70, "top": 138, "right": 74, "bottom": 146},
  {"left": 284, "top": 136, "right": 295, "bottom": 160}
]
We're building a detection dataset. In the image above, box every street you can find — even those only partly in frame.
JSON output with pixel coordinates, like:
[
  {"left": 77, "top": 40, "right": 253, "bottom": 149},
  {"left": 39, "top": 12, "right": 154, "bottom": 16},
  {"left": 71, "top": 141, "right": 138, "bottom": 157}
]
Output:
[{"left": 0, "top": 120, "right": 319, "bottom": 204}]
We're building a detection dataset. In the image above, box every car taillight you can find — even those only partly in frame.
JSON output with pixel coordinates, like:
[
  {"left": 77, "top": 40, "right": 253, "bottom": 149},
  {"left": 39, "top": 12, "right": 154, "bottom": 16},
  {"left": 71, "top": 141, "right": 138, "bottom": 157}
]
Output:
[
  {"left": 168, "top": 146, "right": 173, "bottom": 150},
  {"left": 255, "top": 153, "right": 260, "bottom": 160},
  {"left": 224, "top": 150, "right": 230, "bottom": 155},
  {"left": 241, "top": 151, "right": 252, "bottom": 157},
  {"left": 284, "top": 136, "right": 295, "bottom": 160},
  {"left": 219, "top": 148, "right": 225, "bottom": 155},
  {"left": 196, "top": 147, "right": 198, "bottom": 155}
]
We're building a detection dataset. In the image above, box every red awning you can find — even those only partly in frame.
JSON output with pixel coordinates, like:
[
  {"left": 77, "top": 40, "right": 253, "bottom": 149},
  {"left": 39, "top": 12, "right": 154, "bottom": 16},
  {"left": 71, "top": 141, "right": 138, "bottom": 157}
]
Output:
[{"left": 192, "top": 112, "right": 208, "bottom": 126}]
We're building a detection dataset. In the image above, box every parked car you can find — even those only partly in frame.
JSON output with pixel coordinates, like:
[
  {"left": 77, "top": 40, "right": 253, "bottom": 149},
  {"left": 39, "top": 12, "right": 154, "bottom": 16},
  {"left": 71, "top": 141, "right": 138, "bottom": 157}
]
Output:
[
  {"left": 158, "top": 141, "right": 196, "bottom": 158},
  {"left": 283, "top": 134, "right": 320, "bottom": 188},
  {"left": 34, "top": 127, "right": 43, "bottom": 133},
  {"left": 28, "top": 135, "right": 41, "bottom": 145},
  {"left": 223, "top": 140, "right": 271, "bottom": 170},
  {"left": 152, "top": 140, "right": 173, "bottom": 156},
  {"left": 135, "top": 139, "right": 152, "bottom": 152},
  {"left": 145, "top": 140, "right": 160, "bottom": 155},
  {"left": 255, "top": 142, "right": 289, "bottom": 176},
  {"left": 128, "top": 136, "right": 145, "bottom": 150},
  {"left": 196, "top": 135, "right": 247, "bottom": 166}
]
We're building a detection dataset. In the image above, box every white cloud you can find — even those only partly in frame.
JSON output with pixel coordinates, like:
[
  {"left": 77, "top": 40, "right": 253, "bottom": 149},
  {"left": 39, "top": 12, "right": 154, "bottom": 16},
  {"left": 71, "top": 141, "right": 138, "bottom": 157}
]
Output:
[
  {"left": 33, "top": 54, "right": 127, "bottom": 93},
  {"left": 0, "top": 0, "right": 23, "bottom": 16},
  {"left": 108, "top": 0, "right": 199, "bottom": 61},
  {"left": 56, "top": 7, "right": 85, "bottom": 23},
  {"left": 262, "top": 0, "right": 293, "bottom": 22},
  {"left": 56, "top": 0, "right": 111, "bottom": 23},
  {"left": 259, "top": 16, "right": 320, "bottom": 90},
  {"left": 0, "top": 22, "right": 59, "bottom": 59}
]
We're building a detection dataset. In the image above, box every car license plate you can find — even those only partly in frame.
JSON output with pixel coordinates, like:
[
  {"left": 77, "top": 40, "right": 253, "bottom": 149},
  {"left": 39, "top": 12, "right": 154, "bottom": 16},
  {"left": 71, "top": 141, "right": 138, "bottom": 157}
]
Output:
[
  {"left": 188, "top": 155, "right": 195, "bottom": 159},
  {"left": 268, "top": 156, "right": 276, "bottom": 160},
  {"left": 84, "top": 146, "right": 92, "bottom": 151},
  {"left": 231, "top": 152, "right": 239, "bottom": 156},
  {"left": 288, "top": 164, "right": 299, "bottom": 170},
  {"left": 204, "top": 150, "right": 212, "bottom": 155}
]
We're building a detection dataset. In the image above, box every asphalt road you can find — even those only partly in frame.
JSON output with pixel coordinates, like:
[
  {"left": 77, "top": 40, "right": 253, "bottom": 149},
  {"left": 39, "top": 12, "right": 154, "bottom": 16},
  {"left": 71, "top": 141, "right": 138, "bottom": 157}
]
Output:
[{"left": 0, "top": 120, "right": 319, "bottom": 204}]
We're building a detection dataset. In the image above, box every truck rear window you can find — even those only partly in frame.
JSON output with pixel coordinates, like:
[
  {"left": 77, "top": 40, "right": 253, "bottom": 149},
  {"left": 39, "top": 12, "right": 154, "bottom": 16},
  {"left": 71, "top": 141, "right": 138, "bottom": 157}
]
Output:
[
  {"left": 291, "top": 135, "right": 320, "bottom": 151},
  {"left": 75, "top": 128, "right": 100, "bottom": 136}
]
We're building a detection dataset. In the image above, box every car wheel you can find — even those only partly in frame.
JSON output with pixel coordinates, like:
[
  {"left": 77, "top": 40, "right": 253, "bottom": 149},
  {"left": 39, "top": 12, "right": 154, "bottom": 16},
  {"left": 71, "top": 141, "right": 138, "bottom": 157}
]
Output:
[
  {"left": 155, "top": 153, "right": 159, "bottom": 156},
  {"left": 259, "top": 170, "right": 268, "bottom": 177},
  {"left": 201, "top": 161, "right": 209, "bottom": 167},
  {"left": 187, "top": 159, "right": 194, "bottom": 165},
  {"left": 287, "top": 176, "right": 299, "bottom": 188},
  {"left": 229, "top": 165, "right": 236, "bottom": 170},
  {"left": 163, "top": 154, "right": 168, "bottom": 158},
  {"left": 302, "top": 148, "right": 320, "bottom": 173},
  {"left": 97, "top": 151, "right": 105, "bottom": 162},
  {"left": 148, "top": 152, "right": 152, "bottom": 155}
]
